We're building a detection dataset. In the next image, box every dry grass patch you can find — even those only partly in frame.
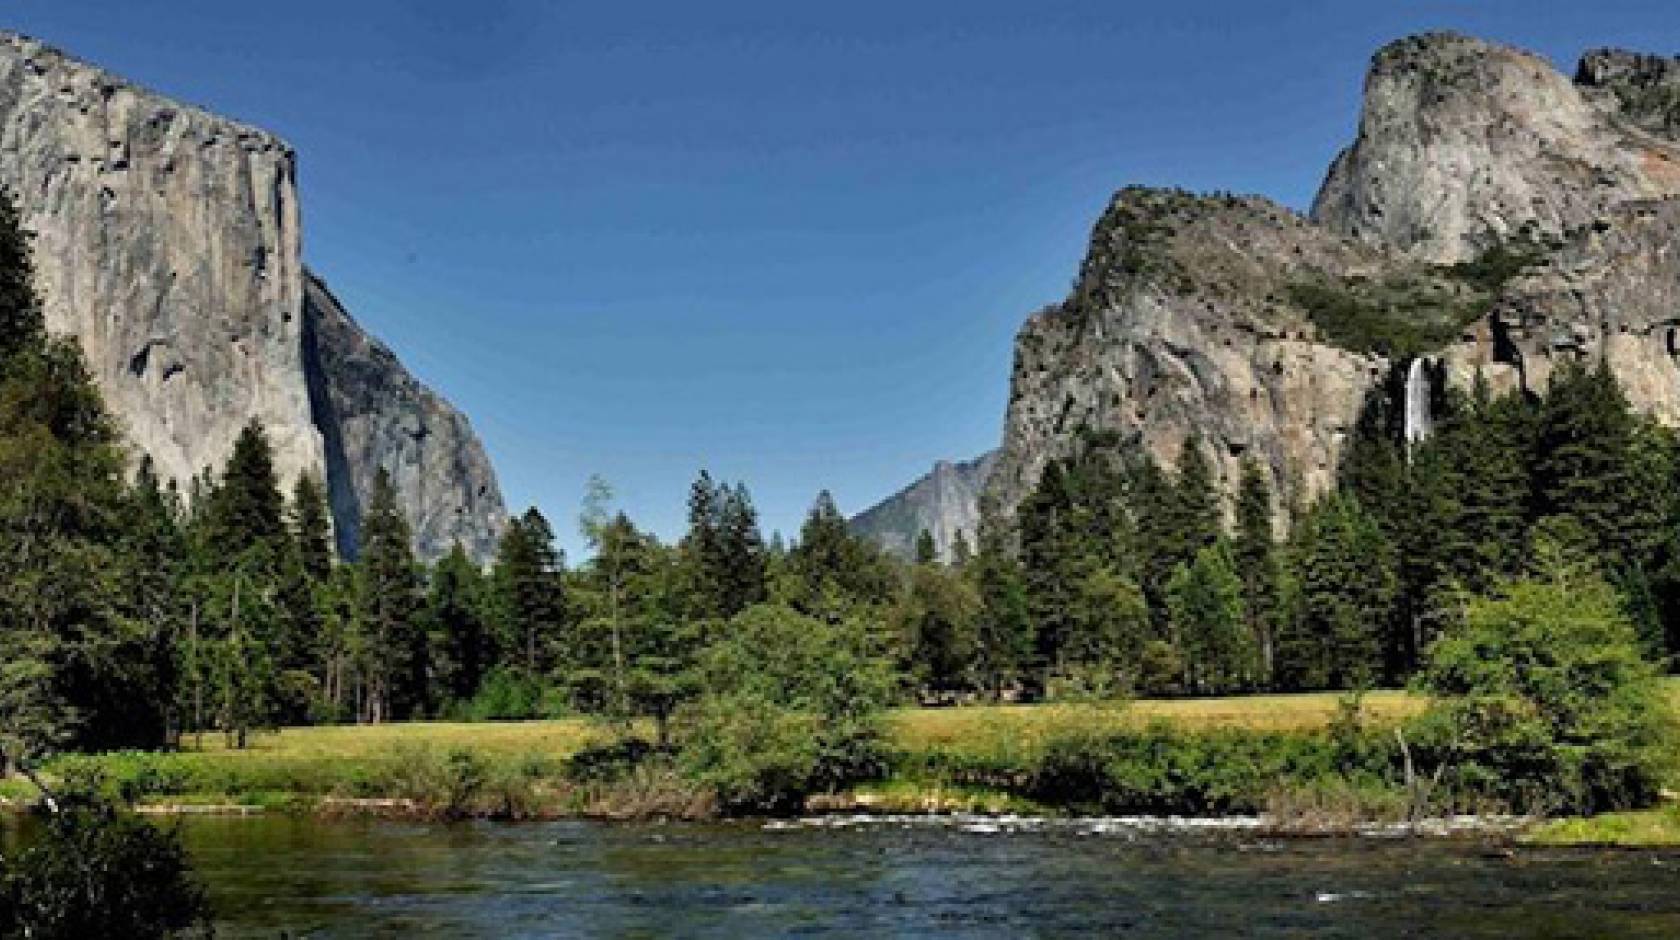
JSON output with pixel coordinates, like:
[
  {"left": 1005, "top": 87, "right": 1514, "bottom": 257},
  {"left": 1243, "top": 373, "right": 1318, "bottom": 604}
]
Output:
[{"left": 889, "top": 689, "right": 1426, "bottom": 756}]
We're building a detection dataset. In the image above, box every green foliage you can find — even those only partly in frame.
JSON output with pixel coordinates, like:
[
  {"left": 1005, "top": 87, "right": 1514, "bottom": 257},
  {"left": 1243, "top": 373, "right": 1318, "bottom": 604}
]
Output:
[
  {"left": 967, "top": 506, "right": 1032, "bottom": 697},
  {"left": 1282, "top": 493, "right": 1397, "bottom": 690},
  {"left": 892, "top": 563, "right": 980, "bottom": 696},
  {"left": 355, "top": 470, "right": 428, "bottom": 721},
  {"left": 1167, "top": 540, "right": 1254, "bottom": 693},
  {"left": 0, "top": 795, "right": 212, "bottom": 939},
  {"left": 572, "top": 502, "right": 700, "bottom": 734},
  {"left": 1285, "top": 239, "right": 1540, "bottom": 358},
  {"left": 677, "top": 604, "right": 893, "bottom": 812},
  {"left": 491, "top": 507, "right": 568, "bottom": 676},
  {"left": 1024, "top": 722, "right": 1397, "bottom": 815},
  {"left": 1416, "top": 573, "right": 1675, "bottom": 814},
  {"left": 449, "top": 666, "right": 568, "bottom": 722},
  {"left": 428, "top": 543, "right": 490, "bottom": 706},
  {"left": 0, "top": 186, "right": 166, "bottom": 756},
  {"left": 783, "top": 491, "right": 898, "bottom": 621},
  {"left": 914, "top": 528, "right": 937, "bottom": 564},
  {"left": 1233, "top": 459, "right": 1280, "bottom": 682}
]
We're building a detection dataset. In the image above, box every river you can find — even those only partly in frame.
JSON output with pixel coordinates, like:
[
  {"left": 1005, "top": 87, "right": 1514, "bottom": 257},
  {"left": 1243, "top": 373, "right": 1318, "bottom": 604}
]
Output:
[{"left": 163, "top": 815, "right": 1680, "bottom": 938}]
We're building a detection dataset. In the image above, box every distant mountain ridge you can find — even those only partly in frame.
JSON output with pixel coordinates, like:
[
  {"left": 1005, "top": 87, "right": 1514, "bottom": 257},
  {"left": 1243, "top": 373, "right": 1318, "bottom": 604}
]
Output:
[{"left": 850, "top": 450, "right": 997, "bottom": 561}]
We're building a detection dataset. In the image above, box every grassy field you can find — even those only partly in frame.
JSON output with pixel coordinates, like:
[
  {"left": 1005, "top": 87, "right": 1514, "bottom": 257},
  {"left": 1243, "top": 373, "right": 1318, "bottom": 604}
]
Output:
[
  {"left": 0, "top": 689, "right": 1422, "bottom": 813},
  {"left": 168, "top": 688, "right": 1422, "bottom": 765}
]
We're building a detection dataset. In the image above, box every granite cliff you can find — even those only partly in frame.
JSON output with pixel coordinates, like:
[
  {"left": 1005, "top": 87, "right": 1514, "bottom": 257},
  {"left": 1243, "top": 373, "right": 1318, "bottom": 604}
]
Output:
[{"left": 0, "top": 31, "right": 505, "bottom": 559}]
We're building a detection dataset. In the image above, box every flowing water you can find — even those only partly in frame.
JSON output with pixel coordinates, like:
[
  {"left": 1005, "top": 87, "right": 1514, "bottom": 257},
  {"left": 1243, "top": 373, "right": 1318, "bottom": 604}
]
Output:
[
  {"left": 156, "top": 815, "right": 1680, "bottom": 938},
  {"left": 1404, "top": 356, "right": 1433, "bottom": 448}
]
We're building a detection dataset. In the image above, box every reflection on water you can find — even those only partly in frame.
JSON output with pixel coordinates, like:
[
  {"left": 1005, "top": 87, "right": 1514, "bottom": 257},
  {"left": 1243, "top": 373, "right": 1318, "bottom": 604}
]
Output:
[{"left": 158, "top": 815, "right": 1680, "bottom": 937}]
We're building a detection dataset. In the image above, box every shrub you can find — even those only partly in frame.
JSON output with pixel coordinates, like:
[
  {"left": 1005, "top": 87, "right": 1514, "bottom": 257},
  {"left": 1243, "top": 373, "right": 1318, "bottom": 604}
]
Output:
[
  {"left": 675, "top": 604, "right": 894, "bottom": 813},
  {"left": 452, "top": 667, "right": 568, "bottom": 721},
  {"left": 1413, "top": 574, "right": 1676, "bottom": 815},
  {"left": 373, "top": 745, "right": 489, "bottom": 818},
  {"left": 0, "top": 793, "right": 212, "bottom": 939}
]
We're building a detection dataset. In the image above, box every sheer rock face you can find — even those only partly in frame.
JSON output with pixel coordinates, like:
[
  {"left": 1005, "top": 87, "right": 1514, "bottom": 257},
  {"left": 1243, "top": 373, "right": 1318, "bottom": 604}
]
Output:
[
  {"left": 0, "top": 31, "right": 320, "bottom": 493},
  {"left": 986, "top": 189, "right": 1401, "bottom": 524},
  {"left": 988, "top": 35, "right": 1680, "bottom": 527},
  {"left": 850, "top": 450, "right": 998, "bottom": 561},
  {"left": 0, "top": 32, "right": 506, "bottom": 560},
  {"left": 305, "top": 272, "right": 505, "bottom": 561},
  {"left": 1312, "top": 33, "right": 1680, "bottom": 264}
]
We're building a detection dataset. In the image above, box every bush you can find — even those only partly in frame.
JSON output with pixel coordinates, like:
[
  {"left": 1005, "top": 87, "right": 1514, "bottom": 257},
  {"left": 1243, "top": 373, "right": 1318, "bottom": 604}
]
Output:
[
  {"left": 675, "top": 604, "right": 894, "bottom": 813},
  {"left": 372, "top": 745, "right": 490, "bottom": 818},
  {"left": 1413, "top": 574, "right": 1676, "bottom": 815},
  {"left": 565, "top": 737, "right": 660, "bottom": 784},
  {"left": 1026, "top": 723, "right": 1395, "bottom": 815},
  {"left": 0, "top": 794, "right": 212, "bottom": 939},
  {"left": 449, "top": 667, "right": 568, "bottom": 722}
]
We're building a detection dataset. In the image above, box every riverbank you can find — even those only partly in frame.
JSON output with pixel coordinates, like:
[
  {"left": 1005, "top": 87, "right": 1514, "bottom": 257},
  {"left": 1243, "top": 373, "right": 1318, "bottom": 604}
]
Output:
[{"left": 3, "top": 688, "right": 1673, "bottom": 842}]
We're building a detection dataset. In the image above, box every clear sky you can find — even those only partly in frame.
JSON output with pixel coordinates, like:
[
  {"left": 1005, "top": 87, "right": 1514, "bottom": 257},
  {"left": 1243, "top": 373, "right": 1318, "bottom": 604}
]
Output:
[{"left": 8, "top": 1, "right": 1676, "bottom": 557}]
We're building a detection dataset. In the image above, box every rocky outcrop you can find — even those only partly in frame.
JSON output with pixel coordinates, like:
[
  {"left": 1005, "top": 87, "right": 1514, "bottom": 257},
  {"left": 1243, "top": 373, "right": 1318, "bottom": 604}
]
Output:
[
  {"left": 1312, "top": 33, "right": 1680, "bottom": 264},
  {"left": 851, "top": 450, "right": 998, "bottom": 561},
  {"left": 0, "top": 31, "right": 505, "bottom": 559},
  {"left": 987, "top": 32, "right": 1680, "bottom": 529},
  {"left": 305, "top": 272, "right": 505, "bottom": 560},
  {"left": 987, "top": 187, "right": 1441, "bottom": 524},
  {"left": 1444, "top": 197, "right": 1680, "bottom": 422},
  {"left": 1577, "top": 48, "right": 1680, "bottom": 140}
]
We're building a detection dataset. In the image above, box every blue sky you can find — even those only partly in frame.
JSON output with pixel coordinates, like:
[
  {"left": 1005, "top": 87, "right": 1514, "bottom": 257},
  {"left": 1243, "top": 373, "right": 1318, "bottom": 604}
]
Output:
[{"left": 9, "top": 1, "right": 1676, "bottom": 557}]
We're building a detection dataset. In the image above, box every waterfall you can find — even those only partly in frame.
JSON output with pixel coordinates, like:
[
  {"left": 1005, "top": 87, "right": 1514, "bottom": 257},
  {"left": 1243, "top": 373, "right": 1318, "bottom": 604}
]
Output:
[{"left": 1403, "top": 357, "right": 1432, "bottom": 449}]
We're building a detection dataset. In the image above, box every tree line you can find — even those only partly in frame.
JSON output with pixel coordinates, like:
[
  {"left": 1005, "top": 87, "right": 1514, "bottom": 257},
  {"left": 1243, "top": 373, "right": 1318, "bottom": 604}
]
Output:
[{"left": 982, "top": 357, "right": 1680, "bottom": 698}]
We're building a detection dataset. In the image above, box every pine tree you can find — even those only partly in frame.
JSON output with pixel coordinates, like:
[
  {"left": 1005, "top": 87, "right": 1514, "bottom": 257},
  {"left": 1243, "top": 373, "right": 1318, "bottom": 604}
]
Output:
[
  {"left": 0, "top": 186, "right": 168, "bottom": 757},
  {"left": 1131, "top": 453, "right": 1180, "bottom": 618},
  {"left": 1232, "top": 459, "right": 1279, "bottom": 683},
  {"left": 428, "top": 543, "right": 489, "bottom": 706},
  {"left": 968, "top": 506, "right": 1032, "bottom": 698},
  {"left": 491, "top": 507, "right": 567, "bottom": 677},
  {"left": 717, "top": 482, "right": 768, "bottom": 617},
  {"left": 205, "top": 420, "right": 288, "bottom": 564},
  {"left": 1067, "top": 565, "right": 1150, "bottom": 684},
  {"left": 357, "top": 470, "right": 427, "bottom": 721},
  {"left": 914, "top": 528, "right": 938, "bottom": 565},
  {"left": 1390, "top": 437, "right": 1464, "bottom": 677},
  {"left": 1172, "top": 434, "right": 1221, "bottom": 555},
  {"left": 787, "top": 490, "right": 895, "bottom": 620},
  {"left": 119, "top": 459, "right": 189, "bottom": 745},
  {"left": 1448, "top": 374, "right": 1535, "bottom": 591},
  {"left": 679, "top": 471, "right": 726, "bottom": 619},
  {"left": 1018, "top": 459, "right": 1081, "bottom": 679},
  {"left": 289, "top": 473, "right": 334, "bottom": 580},
  {"left": 1167, "top": 540, "right": 1252, "bottom": 693},
  {"left": 1291, "top": 493, "right": 1398, "bottom": 689},
  {"left": 950, "top": 530, "right": 973, "bottom": 568},
  {"left": 894, "top": 564, "right": 980, "bottom": 697},
  {"left": 0, "top": 187, "right": 43, "bottom": 367},
  {"left": 272, "top": 473, "right": 334, "bottom": 721},
  {"left": 1338, "top": 383, "right": 1407, "bottom": 537},
  {"left": 1535, "top": 361, "right": 1639, "bottom": 566}
]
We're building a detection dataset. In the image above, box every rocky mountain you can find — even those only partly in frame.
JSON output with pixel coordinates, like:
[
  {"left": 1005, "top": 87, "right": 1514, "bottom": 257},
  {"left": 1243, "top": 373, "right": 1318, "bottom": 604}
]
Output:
[
  {"left": 982, "top": 32, "right": 1680, "bottom": 528},
  {"left": 0, "top": 31, "right": 505, "bottom": 560},
  {"left": 850, "top": 450, "right": 997, "bottom": 561}
]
